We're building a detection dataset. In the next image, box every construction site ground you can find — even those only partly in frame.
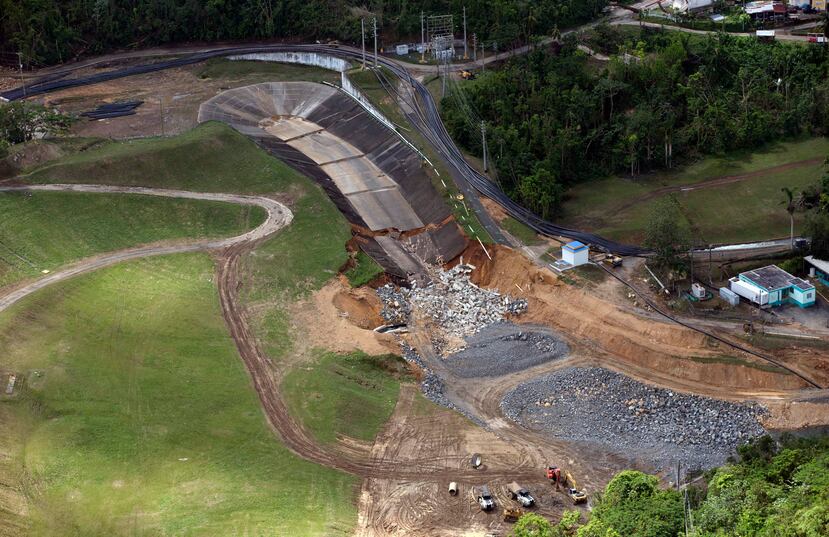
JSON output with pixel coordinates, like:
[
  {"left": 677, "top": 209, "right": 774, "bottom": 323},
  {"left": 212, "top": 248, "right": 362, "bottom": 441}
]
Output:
[{"left": 3, "top": 52, "right": 829, "bottom": 537}]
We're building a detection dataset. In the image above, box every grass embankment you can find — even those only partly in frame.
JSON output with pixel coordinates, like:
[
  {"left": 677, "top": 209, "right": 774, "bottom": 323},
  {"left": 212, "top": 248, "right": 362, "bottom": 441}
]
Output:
[
  {"left": 0, "top": 191, "right": 263, "bottom": 288},
  {"left": 345, "top": 251, "right": 385, "bottom": 287},
  {"left": 283, "top": 351, "right": 408, "bottom": 444},
  {"left": 0, "top": 254, "right": 358, "bottom": 536},
  {"left": 197, "top": 58, "right": 341, "bottom": 84},
  {"left": 1, "top": 123, "right": 408, "bottom": 535},
  {"left": 23, "top": 122, "right": 299, "bottom": 194},
  {"left": 347, "top": 68, "right": 494, "bottom": 243},
  {"left": 560, "top": 137, "right": 829, "bottom": 245}
]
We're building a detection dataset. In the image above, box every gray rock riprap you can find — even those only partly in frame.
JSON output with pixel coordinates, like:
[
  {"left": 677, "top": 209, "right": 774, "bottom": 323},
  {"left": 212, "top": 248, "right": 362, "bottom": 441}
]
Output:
[
  {"left": 377, "top": 263, "right": 528, "bottom": 346},
  {"left": 443, "top": 322, "right": 569, "bottom": 378},
  {"left": 501, "top": 367, "right": 768, "bottom": 471}
]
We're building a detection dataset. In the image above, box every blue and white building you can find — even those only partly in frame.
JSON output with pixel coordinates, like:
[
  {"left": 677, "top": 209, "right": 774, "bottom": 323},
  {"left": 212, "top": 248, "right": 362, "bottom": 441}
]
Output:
[
  {"left": 729, "top": 265, "right": 815, "bottom": 308},
  {"left": 562, "top": 241, "right": 589, "bottom": 267},
  {"left": 805, "top": 256, "right": 829, "bottom": 286}
]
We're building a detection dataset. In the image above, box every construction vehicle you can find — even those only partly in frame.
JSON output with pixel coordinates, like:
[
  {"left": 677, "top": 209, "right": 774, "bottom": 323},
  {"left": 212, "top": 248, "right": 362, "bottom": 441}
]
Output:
[
  {"left": 460, "top": 70, "right": 477, "bottom": 80},
  {"left": 507, "top": 482, "right": 535, "bottom": 507},
  {"left": 603, "top": 254, "right": 623, "bottom": 268},
  {"left": 547, "top": 465, "right": 589, "bottom": 504},
  {"left": 568, "top": 488, "right": 588, "bottom": 505},
  {"left": 546, "top": 465, "right": 561, "bottom": 485},
  {"left": 503, "top": 507, "right": 524, "bottom": 523},
  {"left": 477, "top": 485, "right": 495, "bottom": 511}
]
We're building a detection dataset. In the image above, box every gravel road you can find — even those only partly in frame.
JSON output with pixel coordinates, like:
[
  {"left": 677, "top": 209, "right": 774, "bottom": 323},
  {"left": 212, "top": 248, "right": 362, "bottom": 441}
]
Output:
[
  {"left": 442, "top": 322, "right": 569, "bottom": 378},
  {"left": 501, "top": 367, "right": 768, "bottom": 472}
]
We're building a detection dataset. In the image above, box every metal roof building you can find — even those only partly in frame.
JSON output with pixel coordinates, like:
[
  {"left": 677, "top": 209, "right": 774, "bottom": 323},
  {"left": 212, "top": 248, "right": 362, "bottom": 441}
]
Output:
[{"left": 729, "top": 265, "right": 815, "bottom": 308}]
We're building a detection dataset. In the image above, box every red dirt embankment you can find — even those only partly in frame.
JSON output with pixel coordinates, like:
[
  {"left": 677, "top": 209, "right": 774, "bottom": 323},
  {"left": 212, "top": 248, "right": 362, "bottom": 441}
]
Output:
[{"left": 458, "top": 244, "right": 811, "bottom": 395}]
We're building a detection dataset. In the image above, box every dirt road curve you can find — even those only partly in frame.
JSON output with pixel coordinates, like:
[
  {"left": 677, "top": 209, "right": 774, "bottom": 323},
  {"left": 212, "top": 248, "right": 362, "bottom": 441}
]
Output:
[
  {"left": 0, "top": 184, "right": 292, "bottom": 313},
  {"left": 0, "top": 184, "right": 545, "bottom": 484}
]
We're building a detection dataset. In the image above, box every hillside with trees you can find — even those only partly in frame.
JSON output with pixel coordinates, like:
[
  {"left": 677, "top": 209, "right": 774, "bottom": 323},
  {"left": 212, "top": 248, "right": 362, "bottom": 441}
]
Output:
[
  {"left": 441, "top": 27, "right": 829, "bottom": 219},
  {"left": 512, "top": 435, "right": 829, "bottom": 537},
  {"left": 0, "top": 0, "right": 606, "bottom": 66}
]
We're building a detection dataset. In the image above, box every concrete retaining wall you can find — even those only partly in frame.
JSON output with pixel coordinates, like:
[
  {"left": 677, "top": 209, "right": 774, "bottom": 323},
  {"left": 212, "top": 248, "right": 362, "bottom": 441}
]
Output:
[{"left": 228, "top": 52, "right": 351, "bottom": 73}]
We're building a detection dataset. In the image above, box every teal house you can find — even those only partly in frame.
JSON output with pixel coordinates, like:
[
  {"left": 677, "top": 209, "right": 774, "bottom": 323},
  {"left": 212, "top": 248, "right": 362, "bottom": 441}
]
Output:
[{"left": 729, "top": 265, "right": 815, "bottom": 308}]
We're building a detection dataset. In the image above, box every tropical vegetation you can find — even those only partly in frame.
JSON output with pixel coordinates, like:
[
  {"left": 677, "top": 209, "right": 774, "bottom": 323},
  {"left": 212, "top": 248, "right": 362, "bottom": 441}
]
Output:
[{"left": 442, "top": 27, "right": 829, "bottom": 218}]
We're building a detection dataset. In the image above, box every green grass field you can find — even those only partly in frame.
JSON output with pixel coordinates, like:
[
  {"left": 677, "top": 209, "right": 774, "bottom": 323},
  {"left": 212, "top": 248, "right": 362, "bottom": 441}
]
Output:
[
  {"left": 345, "top": 251, "right": 384, "bottom": 287},
  {"left": 0, "top": 191, "right": 263, "bottom": 289},
  {"left": 0, "top": 254, "right": 358, "bottom": 536},
  {"left": 22, "top": 122, "right": 304, "bottom": 194},
  {"left": 282, "top": 351, "right": 408, "bottom": 445},
  {"left": 560, "top": 137, "right": 829, "bottom": 245}
]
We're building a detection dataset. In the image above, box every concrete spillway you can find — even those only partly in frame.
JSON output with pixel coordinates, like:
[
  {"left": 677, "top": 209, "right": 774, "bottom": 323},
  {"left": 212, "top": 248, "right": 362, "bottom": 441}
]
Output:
[{"left": 198, "top": 82, "right": 466, "bottom": 277}]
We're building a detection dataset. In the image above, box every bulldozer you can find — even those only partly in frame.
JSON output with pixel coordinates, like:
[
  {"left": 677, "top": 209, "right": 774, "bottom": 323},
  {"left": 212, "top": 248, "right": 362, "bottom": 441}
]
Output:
[
  {"left": 503, "top": 507, "right": 524, "bottom": 523},
  {"left": 460, "top": 70, "right": 476, "bottom": 80}
]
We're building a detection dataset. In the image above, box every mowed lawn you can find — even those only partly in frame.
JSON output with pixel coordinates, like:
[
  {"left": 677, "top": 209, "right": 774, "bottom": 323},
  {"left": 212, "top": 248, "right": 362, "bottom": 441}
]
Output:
[
  {"left": 0, "top": 254, "right": 359, "bottom": 536},
  {"left": 560, "top": 137, "right": 829, "bottom": 244},
  {"left": 0, "top": 191, "right": 264, "bottom": 289},
  {"left": 283, "top": 351, "right": 407, "bottom": 445}
]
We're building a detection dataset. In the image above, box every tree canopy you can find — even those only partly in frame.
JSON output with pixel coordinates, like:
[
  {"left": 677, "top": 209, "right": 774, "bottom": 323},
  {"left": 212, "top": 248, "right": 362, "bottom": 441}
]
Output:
[
  {"left": 441, "top": 27, "right": 829, "bottom": 218},
  {"left": 0, "top": 0, "right": 607, "bottom": 66}
]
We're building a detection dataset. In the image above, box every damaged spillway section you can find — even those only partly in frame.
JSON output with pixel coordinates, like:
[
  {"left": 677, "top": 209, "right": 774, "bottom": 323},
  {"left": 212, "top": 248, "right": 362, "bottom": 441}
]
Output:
[
  {"left": 501, "top": 367, "right": 769, "bottom": 472},
  {"left": 197, "top": 81, "right": 466, "bottom": 278}
]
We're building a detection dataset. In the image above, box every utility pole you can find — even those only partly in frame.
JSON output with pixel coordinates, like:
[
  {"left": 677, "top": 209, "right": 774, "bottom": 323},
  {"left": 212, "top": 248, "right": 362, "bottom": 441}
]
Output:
[
  {"left": 463, "top": 6, "right": 468, "bottom": 59},
  {"left": 441, "top": 56, "right": 447, "bottom": 98},
  {"left": 361, "top": 19, "right": 366, "bottom": 69},
  {"left": 159, "top": 96, "right": 165, "bottom": 137},
  {"left": 18, "top": 52, "right": 26, "bottom": 99},
  {"left": 480, "top": 42, "right": 485, "bottom": 71},
  {"left": 472, "top": 33, "right": 477, "bottom": 61},
  {"left": 373, "top": 17, "right": 378, "bottom": 68},
  {"left": 481, "top": 120, "right": 488, "bottom": 172},
  {"left": 420, "top": 12, "right": 426, "bottom": 63}
]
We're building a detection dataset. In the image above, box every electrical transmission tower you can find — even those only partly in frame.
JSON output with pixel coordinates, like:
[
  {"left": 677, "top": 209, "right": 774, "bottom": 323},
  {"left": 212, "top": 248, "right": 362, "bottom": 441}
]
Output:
[{"left": 427, "top": 14, "right": 454, "bottom": 61}]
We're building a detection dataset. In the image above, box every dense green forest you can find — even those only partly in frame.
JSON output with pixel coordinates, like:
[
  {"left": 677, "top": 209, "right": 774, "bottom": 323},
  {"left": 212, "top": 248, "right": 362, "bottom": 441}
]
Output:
[
  {"left": 442, "top": 27, "right": 829, "bottom": 219},
  {"left": 513, "top": 435, "right": 829, "bottom": 537},
  {"left": 0, "top": 0, "right": 606, "bottom": 66}
]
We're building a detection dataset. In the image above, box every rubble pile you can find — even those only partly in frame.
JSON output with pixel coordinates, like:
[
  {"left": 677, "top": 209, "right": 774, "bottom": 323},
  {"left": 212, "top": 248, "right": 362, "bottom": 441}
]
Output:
[
  {"left": 501, "top": 367, "right": 768, "bottom": 471},
  {"left": 376, "top": 264, "right": 528, "bottom": 342}
]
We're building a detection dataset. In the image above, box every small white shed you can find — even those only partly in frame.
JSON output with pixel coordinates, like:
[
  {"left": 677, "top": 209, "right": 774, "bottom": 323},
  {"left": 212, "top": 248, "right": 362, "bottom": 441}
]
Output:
[{"left": 562, "top": 241, "right": 589, "bottom": 267}]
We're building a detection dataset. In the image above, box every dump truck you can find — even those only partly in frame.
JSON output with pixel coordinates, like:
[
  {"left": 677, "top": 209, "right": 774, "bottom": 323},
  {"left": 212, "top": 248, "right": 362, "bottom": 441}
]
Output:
[
  {"left": 477, "top": 485, "right": 495, "bottom": 511},
  {"left": 507, "top": 482, "right": 535, "bottom": 507},
  {"left": 503, "top": 507, "right": 524, "bottom": 523}
]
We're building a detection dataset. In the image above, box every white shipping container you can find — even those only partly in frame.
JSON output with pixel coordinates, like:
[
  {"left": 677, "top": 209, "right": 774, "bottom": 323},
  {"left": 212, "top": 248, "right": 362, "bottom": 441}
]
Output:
[
  {"left": 719, "top": 287, "right": 740, "bottom": 307},
  {"left": 729, "top": 278, "right": 767, "bottom": 305}
]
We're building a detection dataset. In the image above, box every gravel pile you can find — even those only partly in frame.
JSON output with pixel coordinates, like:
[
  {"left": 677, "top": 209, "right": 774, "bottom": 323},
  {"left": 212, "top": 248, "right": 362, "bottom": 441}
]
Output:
[
  {"left": 501, "top": 367, "right": 768, "bottom": 471},
  {"left": 376, "top": 263, "right": 528, "bottom": 346},
  {"left": 400, "top": 343, "right": 485, "bottom": 426},
  {"left": 443, "top": 322, "right": 569, "bottom": 378}
]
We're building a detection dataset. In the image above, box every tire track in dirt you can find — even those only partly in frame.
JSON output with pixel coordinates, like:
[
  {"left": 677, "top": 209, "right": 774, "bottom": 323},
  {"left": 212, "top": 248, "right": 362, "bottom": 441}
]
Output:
[{"left": 0, "top": 183, "right": 546, "bottom": 484}]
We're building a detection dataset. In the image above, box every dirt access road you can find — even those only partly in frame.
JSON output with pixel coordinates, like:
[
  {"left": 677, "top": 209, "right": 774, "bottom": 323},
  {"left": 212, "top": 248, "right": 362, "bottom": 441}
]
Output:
[{"left": 0, "top": 184, "right": 555, "bottom": 484}]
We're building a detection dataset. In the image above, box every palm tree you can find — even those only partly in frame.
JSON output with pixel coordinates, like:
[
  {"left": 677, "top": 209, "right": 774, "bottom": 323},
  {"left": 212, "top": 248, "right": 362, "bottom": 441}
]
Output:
[{"left": 781, "top": 187, "right": 797, "bottom": 250}]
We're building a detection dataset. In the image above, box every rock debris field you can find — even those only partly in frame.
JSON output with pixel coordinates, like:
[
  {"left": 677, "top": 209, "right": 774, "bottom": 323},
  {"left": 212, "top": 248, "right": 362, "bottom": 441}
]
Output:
[
  {"left": 443, "top": 322, "right": 569, "bottom": 378},
  {"left": 501, "top": 367, "right": 768, "bottom": 471},
  {"left": 377, "top": 263, "right": 528, "bottom": 346}
]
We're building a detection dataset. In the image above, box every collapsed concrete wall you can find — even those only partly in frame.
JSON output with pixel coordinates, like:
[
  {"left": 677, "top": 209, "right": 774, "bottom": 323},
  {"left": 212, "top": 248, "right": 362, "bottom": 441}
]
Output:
[{"left": 198, "top": 81, "right": 466, "bottom": 278}]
